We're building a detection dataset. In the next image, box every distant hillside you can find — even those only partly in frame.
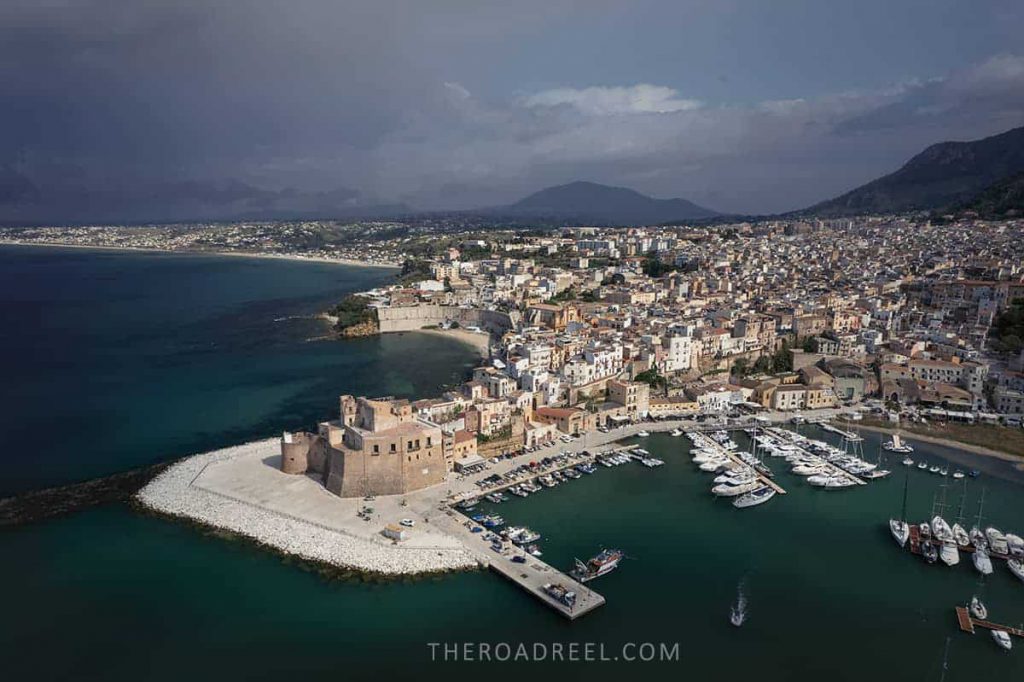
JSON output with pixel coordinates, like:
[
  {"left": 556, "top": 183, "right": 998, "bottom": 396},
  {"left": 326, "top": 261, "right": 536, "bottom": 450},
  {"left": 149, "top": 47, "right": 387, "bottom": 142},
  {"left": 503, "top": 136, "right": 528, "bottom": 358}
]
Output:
[
  {"left": 960, "top": 171, "right": 1024, "bottom": 218},
  {"left": 496, "top": 181, "right": 720, "bottom": 225},
  {"left": 805, "top": 125, "right": 1024, "bottom": 216}
]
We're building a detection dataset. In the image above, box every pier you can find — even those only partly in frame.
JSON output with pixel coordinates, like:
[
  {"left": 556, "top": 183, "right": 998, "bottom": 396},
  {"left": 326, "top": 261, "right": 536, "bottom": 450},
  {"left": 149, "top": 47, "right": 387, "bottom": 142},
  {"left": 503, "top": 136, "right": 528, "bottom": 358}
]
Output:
[
  {"left": 955, "top": 606, "right": 1024, "bottom": 638},
  {"left": 767, "top": 428, "right": 867, "bottom": 486},
  {"left": 433, "top": 511, "right": 605, "bottom": 620}
]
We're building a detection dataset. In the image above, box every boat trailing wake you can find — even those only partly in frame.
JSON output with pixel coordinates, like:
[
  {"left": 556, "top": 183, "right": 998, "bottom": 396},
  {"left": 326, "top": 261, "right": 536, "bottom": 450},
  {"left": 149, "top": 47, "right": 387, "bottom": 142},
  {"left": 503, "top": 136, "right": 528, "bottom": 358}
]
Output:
[{"left": 730, "top": 579, "right": 748, "bottom": 627}]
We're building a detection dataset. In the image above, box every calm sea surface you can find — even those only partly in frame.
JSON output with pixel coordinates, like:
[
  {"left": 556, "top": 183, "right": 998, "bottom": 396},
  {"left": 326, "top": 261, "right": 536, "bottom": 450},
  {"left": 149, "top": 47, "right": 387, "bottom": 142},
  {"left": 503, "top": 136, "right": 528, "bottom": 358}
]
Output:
[{"left": 1, "top": 245, "right": 1022, "bottom": 681}]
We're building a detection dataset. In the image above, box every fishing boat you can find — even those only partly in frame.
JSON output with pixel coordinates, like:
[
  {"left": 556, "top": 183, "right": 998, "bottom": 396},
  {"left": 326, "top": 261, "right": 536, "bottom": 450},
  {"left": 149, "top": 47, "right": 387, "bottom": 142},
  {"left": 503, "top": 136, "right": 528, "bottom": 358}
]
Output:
[
  {"left": 542, "top": 583, "right": 577, "bottom": 607},
  {"left": 890, "top": 474, "right": 911, "bottom": 547},
  {"left": 970, "top": 595, "right": 988, "bottom": 620},
  {"left": 571, "top": 549, "right": 624, "bottom": 582},
  {"left": 883, "top": 433, "right": 914, "bottom": 453},
  {"left": 917, "top": 461, "right": 929, "bottom": 470},
  {"left": 992, "top": 630, "right": 1012, "bottom": 651},
  {"left": 929, "top": 465, "right": 942, "bottom": 474},
  {"left": 729, "top": 581, "right": 747, "bottom": 627},
  {"left": 952, "top": 470, "right": 965, "bottom": 479},
  {"left": 733, "top": 486, "right": 776, "bottom": 508},
  {"left": 525, "top": 544, "right": 543, "bottom": 557},
  {"left": 902, "top": 456, "right": 915, "bottom": 467}
]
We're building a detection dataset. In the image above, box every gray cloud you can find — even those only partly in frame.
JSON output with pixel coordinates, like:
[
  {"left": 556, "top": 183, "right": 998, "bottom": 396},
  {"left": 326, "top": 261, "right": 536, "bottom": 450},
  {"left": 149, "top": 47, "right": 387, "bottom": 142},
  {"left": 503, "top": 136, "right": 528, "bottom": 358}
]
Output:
[{"left": 1, "top": 1, "right": 1023, "bottom": 220}]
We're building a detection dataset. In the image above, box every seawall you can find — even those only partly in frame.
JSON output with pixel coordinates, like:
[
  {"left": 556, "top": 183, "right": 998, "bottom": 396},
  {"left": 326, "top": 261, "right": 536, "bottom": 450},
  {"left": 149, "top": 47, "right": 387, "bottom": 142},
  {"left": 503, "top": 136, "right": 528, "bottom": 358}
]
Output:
[{"left": 376, "top": 304, "right": 516, "bottom": 336}]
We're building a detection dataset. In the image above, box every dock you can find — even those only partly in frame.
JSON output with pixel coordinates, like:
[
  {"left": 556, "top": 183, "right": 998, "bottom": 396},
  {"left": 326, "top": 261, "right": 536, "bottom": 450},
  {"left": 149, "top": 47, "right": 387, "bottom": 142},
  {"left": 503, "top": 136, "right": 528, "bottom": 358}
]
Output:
[
  {"left": 433, "top": 510, "right": 605, "bottom": 620},
  {"left": 955, "top": 606, "right": 1024, "bottom": 637},
  {"left": 767, "top": 428, "right": 867, "bottom": 486}
]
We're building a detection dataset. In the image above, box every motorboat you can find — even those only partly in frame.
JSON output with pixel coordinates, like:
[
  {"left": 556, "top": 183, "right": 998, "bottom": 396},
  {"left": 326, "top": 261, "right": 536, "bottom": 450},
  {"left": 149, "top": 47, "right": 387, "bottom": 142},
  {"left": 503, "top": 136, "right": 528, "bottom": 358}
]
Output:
[
  {"left": 939, "top": 541, "right": 960, "bottom": 566},
  {"left": 1006, "top": 534, "right": 1024, "bottom": 557},
  {"left": 883, "top": 434, "right": 914, "bottom": 453},
  {"left": 992, "top": 630, "right": 1012, "bottom": 651},
  {"left": 973, "top": 546, "right": 994, "bottom": 575},
  {"left": 971, "top": 595, "right": 988, "bottom": 620},
  {"left": 929, "top": 465, "right": 941, "bottom": 474},
  {"left": 670, "top": 429, "right": 683, "bottom": 437},
  {"left": 902, "top": 457, "right": 914, "bottom": 467},
  {"left": 952, "top": 470, "right": 965, "bottom": 479},
  {"left": 917, "top": 462, "right": 929, "bottom": 470},
  {"left": 987, "top": 528, "right": 1010, "bottom": 555},
  {"left": 637, "top": 430, "right": 651, "bottom": 438},
  {"left": 1008, "top": 558, "right": 1024, "bottom": 583},
  {"left": 919, "top": 522, "right": 932, "bottom": 537},
  {"left": 921, "top": 541, "right": 938, "bottom": 564},
  {"left": 713, "top": 480, "right": 761, "bottom": 497},
  {"left": 733, "top": 486, "right": 776, "bottom": 508}
]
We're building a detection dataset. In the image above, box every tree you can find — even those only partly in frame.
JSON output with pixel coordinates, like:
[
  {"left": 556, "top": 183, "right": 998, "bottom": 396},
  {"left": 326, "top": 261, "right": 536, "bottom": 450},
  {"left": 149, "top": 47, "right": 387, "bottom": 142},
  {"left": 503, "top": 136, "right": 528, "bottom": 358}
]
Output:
[
  {"left": 731, "top": 358, "right": 750, "bottom": 377},
  {"left": 635, "top": 368, "right": 667, "bottom": 389}
]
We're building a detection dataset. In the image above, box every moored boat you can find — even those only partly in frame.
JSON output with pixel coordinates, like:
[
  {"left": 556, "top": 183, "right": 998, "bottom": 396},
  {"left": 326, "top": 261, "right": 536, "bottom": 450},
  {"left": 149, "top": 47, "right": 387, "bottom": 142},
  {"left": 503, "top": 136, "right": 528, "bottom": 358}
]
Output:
[
  {"left": 971, "top": 595, "right": 988, "bottom": 620},
  {"left": 973, "top": 546, "right": 994, "bottom": 575},
  {"left": 572, "top": 548, "right": 624, "bottom": 582},
  {"left": 992, "top": 630, "right": 1012, "bottom": 651},
  {"left": 733, "top": 486, "right": 776, "bottom": 509}
]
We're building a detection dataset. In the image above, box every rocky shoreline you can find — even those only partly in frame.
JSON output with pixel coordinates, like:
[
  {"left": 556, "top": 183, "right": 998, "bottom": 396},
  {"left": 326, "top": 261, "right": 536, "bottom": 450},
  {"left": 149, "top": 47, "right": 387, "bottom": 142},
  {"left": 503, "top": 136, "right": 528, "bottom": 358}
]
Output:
[{"left": 136, "top": 438, "right": 479, "bottom": 576}]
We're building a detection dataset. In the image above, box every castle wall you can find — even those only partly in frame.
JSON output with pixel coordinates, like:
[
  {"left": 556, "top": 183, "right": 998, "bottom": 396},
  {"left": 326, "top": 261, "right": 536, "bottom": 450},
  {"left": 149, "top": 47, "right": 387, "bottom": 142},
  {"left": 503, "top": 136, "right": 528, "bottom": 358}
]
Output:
[
  {"left": 376, "top": 305, "right": 514, "bottom": 335},
  {"left": 280, "top": 432, "right": 311, "bottom": 475}
]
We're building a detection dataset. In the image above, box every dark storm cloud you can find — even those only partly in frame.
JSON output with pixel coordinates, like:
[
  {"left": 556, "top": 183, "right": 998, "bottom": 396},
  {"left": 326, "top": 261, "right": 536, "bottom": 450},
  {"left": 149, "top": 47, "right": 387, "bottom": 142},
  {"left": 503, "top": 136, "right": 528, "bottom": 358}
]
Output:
[{"left": 2, "top": 0, "right": 1024, "bottom": 220}]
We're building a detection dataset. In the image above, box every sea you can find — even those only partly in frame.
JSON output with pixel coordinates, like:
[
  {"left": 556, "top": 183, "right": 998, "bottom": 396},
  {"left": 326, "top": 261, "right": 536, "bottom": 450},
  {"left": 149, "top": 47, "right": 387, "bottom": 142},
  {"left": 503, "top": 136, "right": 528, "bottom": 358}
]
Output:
[{"left": 1, "top": 244, "right": 1023, "bottom": 681}]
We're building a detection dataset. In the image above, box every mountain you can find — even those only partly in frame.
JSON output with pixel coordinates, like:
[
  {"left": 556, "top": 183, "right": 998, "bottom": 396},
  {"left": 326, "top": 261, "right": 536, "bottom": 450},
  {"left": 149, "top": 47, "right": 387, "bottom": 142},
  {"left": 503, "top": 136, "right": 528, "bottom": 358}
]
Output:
[
  {"left": 960, "top": 171, "right": 1024, "bottom": 218},
  {"left": 0, "top": 177, "right": 410, "bottom": 225},
  {"left": 806, "top": 125, "right": 1024, "bottom": 216},
  {"left": 496, "top": 181, "right": 720, "bottom": 225}
]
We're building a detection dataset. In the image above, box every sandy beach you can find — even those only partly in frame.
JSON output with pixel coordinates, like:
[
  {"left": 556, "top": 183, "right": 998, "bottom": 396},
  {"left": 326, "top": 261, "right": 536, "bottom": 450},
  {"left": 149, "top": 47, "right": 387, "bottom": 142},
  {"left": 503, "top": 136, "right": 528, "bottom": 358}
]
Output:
[
  {"left": 0, "top": 240, "right": 401, "bottom": 270},
  {"left": 413, "top": 327, "right": 491, "bottom": 356}
]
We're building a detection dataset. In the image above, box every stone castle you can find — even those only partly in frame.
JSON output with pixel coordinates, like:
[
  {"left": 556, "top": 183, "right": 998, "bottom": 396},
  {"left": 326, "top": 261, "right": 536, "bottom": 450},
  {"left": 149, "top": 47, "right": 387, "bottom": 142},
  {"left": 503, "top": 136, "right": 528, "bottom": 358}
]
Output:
[{"left": 280, "top": 395, "right": 449, "bottom": 497}]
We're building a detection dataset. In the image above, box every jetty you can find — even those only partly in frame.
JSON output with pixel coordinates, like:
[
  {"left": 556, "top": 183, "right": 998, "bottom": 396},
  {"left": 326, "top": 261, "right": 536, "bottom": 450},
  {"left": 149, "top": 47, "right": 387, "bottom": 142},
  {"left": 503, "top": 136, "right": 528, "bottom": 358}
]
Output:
[
  {"left": 955, "top": 606, "right": 1024, "bottom": 638},
  {"left": 434, "top": 511, "right": 605, "bottom": 620}
]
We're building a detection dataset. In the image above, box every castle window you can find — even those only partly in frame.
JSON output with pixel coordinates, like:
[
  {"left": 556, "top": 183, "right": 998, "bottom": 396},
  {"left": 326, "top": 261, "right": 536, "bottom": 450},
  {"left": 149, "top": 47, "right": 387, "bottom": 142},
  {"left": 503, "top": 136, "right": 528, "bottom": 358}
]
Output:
[
  {"left": 372, "top": 444, "right": 380, "bottom": 455},
  {"left": 390, "top": 443, "right": 396, "bottom": 453}
]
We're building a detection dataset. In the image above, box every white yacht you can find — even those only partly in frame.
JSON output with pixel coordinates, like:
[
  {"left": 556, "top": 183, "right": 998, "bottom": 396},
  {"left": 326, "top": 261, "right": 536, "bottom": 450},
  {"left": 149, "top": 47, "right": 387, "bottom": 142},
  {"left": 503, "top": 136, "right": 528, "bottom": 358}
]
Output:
[
  {"left": 970, "top": 595, "right": 988, "bottom": 620},
  {"left": 932, "top": 517, "right": 954, "bottom": 543},
  {"left": 713, "top": 480, "right": 761, "bottom": 497},
  {"left": 951, "top": 523, "right": 971, "bottom": 548},
  {"left": 939, "top": 541, "right": 960, "bottom": 566},
  {"left": 902, "top": 456, "right": 914, "bottom": 467},
  {"left": 670, "top": 428, "right": 683, "bottom": 437},
  {"left": 992, "top": 630, "right": 1012, "bottom": 651},
  {"left": 987, "top": 528, "right": 1010, "bottom": 555},
  {"left": 637, "top": 430, "right": 651, "bottom": 438},
  {"left": 889, "top": 519, "right": 910, "bottom": 547},
  {"left": 973, "top": 546, "right": 994, "bottom": 575},
  {"left": 733, "top": 486, "right": 776, "bottom": 509},
  {"left": 1008, "top": 558, "right": 1024, "bottom": 583}
]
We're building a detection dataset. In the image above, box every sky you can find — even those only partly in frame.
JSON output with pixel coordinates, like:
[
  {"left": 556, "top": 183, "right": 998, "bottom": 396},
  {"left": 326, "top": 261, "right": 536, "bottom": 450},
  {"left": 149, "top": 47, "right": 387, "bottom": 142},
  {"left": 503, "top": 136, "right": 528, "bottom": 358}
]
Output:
[{"left": 2, "top": 0, "right": 1024, "bottom": 221}]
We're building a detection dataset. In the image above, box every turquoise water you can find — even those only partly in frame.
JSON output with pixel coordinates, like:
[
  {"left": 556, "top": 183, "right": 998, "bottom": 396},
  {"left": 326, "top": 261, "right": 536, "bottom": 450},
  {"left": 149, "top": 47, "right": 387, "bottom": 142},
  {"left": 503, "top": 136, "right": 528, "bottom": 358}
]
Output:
[{"left": 2, "top": 245, "right": 1023, "bottom": 681}]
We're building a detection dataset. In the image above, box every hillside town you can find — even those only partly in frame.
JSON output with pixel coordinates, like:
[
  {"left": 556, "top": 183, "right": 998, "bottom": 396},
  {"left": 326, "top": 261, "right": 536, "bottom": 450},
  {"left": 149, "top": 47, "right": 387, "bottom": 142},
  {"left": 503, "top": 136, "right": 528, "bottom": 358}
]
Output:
[{"left": 263, "top": 215, "right": 1024, "bottom": 498}]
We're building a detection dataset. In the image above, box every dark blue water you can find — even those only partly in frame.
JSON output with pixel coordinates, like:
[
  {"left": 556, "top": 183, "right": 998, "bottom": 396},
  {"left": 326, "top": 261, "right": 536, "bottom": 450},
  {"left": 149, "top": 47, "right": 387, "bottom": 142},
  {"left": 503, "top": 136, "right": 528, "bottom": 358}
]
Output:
[
  {"left": 1, "top": 245, "right": 1022, "bottom": 681},
  {"left": 0, "top": 245, "right": 475, "bottom": 494}
]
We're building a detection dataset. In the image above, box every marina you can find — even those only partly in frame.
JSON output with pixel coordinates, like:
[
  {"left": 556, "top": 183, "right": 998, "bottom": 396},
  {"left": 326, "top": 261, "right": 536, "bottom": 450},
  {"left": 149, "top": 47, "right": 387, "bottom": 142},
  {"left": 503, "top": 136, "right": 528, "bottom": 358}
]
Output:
[{"left": 956, "top": 606, "right": 1024, "bottom": 639}]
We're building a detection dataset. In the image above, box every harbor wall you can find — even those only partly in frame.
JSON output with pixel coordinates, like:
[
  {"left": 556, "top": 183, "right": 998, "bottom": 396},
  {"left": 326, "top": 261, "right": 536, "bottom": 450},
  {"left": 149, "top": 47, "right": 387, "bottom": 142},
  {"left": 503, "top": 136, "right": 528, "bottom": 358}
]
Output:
[{"left": 376, "top": 305, "right": 515, "bottom": 335}]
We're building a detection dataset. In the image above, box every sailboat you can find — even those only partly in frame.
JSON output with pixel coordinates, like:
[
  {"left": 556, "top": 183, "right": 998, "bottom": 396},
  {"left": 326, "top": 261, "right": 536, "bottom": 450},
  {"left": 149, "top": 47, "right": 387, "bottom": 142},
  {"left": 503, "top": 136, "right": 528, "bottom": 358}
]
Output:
[
  {"left": 950, "top": 479, "right": 972, "bottom": 548},
  {"left": 889, "top": 473, "right": 910, "bottom": 547},
  {"left": 729, "top": 580, "right": 747, "bottom": 627},
  {"left": 932, "top": 485, "right": 960, "bottom": 566},
  {"left": 884, "top": 432, "right": 914, "bottom": 453}
]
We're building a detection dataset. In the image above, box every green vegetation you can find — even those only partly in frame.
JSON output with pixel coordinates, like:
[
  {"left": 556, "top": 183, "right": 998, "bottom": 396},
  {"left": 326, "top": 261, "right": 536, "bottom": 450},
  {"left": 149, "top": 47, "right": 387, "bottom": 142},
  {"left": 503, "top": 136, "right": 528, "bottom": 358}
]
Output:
[
  {"left": 329, "top": 295, "right": 375, "bottom": 331},
  {"left": 641, "top": 251, "right": 675, "bottom": 278},
  {"left": 398, "top": 258, "right": 433, "bottom": 284},
  {"left": 634, "top": 368, "right": 667, "bottom": 389},
  {"left": 855, "top": 417, "right": 1024, "bottom": 459},
  {"left": 989, "top": 297, "right": 1024, "bottom": 354},
  {"left": 731, "top": 341, "right": 793, "bottom": 377}
]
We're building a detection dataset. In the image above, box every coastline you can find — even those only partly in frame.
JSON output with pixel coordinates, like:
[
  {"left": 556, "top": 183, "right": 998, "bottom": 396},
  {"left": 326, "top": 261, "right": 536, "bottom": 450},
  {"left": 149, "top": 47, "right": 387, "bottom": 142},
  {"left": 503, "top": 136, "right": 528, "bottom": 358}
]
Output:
[
  {"left": 412, "top": 327, "right": 491, "bottom": 357},
  {"left": 136, "top": 438, "right": 479, "bottom": 575},
  {"left": 0, "top": 239, "right": 400, "bottom": 270},
  {"left": 842, "top": 421, "right": 1023, "bottom": 464}
]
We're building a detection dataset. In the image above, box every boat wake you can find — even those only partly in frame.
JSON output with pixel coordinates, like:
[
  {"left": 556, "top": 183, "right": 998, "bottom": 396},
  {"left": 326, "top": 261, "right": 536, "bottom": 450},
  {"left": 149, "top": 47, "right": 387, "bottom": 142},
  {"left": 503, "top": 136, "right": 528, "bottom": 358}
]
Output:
[{"left": 730, "top": 580, "right": 748, "bottom": 627}]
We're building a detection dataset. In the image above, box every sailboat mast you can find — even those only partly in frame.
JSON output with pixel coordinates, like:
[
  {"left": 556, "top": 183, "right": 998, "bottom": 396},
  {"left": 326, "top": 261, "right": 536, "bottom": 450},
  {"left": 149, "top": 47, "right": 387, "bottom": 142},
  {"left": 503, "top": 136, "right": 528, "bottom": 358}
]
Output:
[{"left": 900, "top": 472, "right": 909, "bottom": 522}]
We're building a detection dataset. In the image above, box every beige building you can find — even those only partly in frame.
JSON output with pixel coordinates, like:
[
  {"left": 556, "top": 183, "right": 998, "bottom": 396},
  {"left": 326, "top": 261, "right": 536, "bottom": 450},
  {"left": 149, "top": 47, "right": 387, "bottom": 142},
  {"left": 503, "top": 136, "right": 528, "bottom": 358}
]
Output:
[{"left": 279, "top": 395, "right": 448, "bottom": 498}]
